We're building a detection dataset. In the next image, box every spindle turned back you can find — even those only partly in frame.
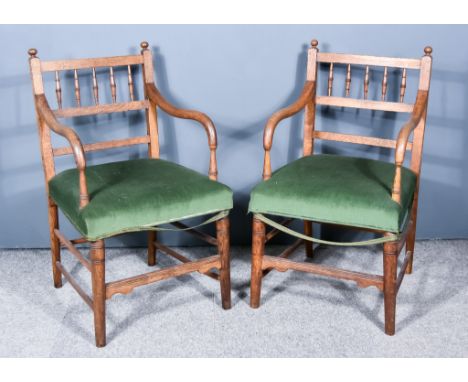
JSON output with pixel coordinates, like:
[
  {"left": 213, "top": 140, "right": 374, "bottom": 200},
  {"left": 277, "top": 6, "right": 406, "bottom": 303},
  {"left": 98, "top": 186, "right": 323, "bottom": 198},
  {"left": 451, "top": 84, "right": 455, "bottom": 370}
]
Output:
[
  {"left": 28, "top": 41, "right": 159, "bottom": 190},
  {"left": 29, "top": 42, "right": 160, "bottom": 181},
  {"left": 303, "top": 40, "right": 432, "bottom": 176}
]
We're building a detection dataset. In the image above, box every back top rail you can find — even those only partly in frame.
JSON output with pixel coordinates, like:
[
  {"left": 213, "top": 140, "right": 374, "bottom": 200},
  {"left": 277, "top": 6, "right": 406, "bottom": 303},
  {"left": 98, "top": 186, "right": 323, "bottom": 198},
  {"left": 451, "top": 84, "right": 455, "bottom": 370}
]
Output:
[
  {"left": 29, "top": 50, "right": 146, "bottom": 111},
  {"left": 41, "top": 55, "right": 144, "bottom": 72},
  {"left": 317, "top": 52, "right": 421, "bottom": 69},
  {"left": 314, "top": 46, "right": 432, "bottom": 111}
]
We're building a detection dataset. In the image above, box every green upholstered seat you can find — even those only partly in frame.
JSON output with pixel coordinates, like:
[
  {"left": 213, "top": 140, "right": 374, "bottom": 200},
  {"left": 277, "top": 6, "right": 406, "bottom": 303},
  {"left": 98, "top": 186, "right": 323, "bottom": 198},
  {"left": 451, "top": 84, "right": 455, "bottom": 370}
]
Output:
[
  {"left": 49, "top": 158, "right": 233, "bottom": 241},
  {"left": 249, "top": 154, "right": 417, "bottom": 233}
]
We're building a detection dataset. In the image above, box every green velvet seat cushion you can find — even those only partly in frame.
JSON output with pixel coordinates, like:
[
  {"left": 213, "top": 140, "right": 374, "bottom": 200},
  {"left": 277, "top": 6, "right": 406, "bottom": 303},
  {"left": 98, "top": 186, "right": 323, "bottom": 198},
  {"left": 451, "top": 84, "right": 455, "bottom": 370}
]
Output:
[
  {"left": 249, "top": 154, "right": 417, "bottom": 233},
  {"left": 49, "top": 158, "right": 233, "bottom": 241}
]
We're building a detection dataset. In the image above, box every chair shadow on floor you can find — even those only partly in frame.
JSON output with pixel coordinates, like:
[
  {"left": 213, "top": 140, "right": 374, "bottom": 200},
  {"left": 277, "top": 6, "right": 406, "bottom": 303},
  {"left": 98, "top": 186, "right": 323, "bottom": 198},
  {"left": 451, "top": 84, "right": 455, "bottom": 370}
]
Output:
[
  {"left": 74, "top": 247, "right": 233, "bottom": 344},
  {"left": 232, "top": 241, "right": 468, "bottom": 333},
  {"left": 2, "top": 242, "right": 467, "bottom": 348},
  {"left": 30, "top": 246, "right": 228, "bottom": 346},
  {"left": 395, "top": 241, "right": 468, "bottom": 332}
]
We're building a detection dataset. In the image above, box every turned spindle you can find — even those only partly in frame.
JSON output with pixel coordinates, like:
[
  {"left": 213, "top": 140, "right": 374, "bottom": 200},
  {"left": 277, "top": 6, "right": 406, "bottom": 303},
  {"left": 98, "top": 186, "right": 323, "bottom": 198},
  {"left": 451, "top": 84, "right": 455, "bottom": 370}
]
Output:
[
  {"left": 127, "top": 65, "right": 135, "bottom": 101},
  {"left": 55, "top": 71, "right": 62, "bottom": 109},
  {"left": 400, "top": 68, "right": 407, "bottom": 102},
  {"left": 381, "top": 67, "right": 388, "bottom": 101},
  {"left": 109, "top": 67, "right": 116, "bottom": 103},
  {"left": 74, "top": 69, "right": 81, "bottom": 107},
  {"left": 345, "top": 64, "right": 351, "bottom": 97},
  {"left": 364, "top": 66, "right": 369, "bottom": 100},
  {"left": 327, "top": 63, "right": 334, "bottom": 96},
  {"left": 92, "top": 68, "right": 99, "bottom": 105}
]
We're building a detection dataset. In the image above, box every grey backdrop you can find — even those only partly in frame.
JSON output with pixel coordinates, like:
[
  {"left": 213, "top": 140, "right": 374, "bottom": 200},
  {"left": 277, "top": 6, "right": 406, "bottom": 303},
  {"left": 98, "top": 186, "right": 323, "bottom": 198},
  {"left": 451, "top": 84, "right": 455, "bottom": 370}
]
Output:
[{"left": 0, "top": 25, "right": 467, "bottom": 248}]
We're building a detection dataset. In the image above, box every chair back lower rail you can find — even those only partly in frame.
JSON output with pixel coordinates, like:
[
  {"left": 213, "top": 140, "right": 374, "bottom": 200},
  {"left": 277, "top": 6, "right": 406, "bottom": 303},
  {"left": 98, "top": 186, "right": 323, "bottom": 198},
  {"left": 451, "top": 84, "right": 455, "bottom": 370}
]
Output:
[
  {"left": 53, "top": 136, "right": 151, "bottom": 157},
  {"left": 53, "top": 100, "right": 149, "bottom": 118},
  {"left": 312, "top": 131, "right": 413, "bottom": 150}
]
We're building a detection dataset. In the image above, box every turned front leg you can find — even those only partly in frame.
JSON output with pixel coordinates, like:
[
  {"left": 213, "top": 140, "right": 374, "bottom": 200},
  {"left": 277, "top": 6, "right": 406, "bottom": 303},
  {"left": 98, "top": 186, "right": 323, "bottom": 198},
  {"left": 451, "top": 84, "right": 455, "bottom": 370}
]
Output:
[
  {"left": 91, "top": 240, "right": 106, "bottom": 347},
  {"left": 250, "top": 218, "right": 265, "bottom": 308},
  {"left": 217, "top": 217, "right": 231, "bottom": 309},
  {"left": 383, "top": 242, "right": 398, "bottom": 335}
]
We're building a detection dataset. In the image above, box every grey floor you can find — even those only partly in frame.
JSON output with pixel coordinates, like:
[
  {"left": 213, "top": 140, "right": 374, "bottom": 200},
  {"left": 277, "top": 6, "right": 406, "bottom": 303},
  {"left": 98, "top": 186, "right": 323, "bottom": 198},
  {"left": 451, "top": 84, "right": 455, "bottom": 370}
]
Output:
[{"left": 1, "top": 240, "right": 467, "bottom": 357}]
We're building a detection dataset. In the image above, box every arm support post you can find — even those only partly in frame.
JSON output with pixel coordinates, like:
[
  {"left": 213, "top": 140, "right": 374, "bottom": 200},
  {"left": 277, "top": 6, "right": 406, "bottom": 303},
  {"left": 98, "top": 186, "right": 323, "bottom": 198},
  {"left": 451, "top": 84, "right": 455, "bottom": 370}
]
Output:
[
  {"left": 392, "top": 90, "right": 428, "bottom": 203},
  {"left": 36, "top": 94, "right": 89, "bottom": 208},
  {"left": 262, "top": 81, "right": 316, "bottom": 179},
  {"left": 145, "top": 83, "right": 218, "bottom": 180}
]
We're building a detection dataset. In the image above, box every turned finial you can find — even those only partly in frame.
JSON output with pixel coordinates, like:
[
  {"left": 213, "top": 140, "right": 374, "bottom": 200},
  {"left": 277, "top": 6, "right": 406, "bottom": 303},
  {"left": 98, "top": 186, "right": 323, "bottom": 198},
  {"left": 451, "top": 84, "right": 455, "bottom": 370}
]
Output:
[
  {"left": 28, "top": 48, "right": 38, "bottom": 58},
  {"left": 311, "top": 39, "right": 318, "bottom": 48},
  {"left": 424, "top": 46, "right": 433, "bottom": 56},
  {"left": 140, "top": 41, "right": 149, "bottom": 50}
]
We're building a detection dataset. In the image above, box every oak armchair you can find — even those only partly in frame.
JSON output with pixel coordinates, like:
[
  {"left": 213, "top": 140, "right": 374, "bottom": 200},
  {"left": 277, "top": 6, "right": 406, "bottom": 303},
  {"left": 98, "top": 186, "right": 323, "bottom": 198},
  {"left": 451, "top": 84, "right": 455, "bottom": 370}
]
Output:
[
  {"left": 249, "top": 40, "right": 432, "bottom": 335},
  {"left": 29, "top": 42, "right": 232, "bottom": 347}
]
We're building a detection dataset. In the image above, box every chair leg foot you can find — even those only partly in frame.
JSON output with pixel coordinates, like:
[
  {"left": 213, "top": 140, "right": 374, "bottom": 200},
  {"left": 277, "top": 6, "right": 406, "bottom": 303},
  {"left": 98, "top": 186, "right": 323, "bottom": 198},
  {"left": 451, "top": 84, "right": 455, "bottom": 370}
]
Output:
[
  {"left": 48, "top": 202, "right": 62, "bottom": 288},
  {"left": 91, "top": 240, "right": 106, "bottom": 347},
  {"left": 147, "top": 231, "right": 157, "bottom": 266},
  {"left": 250, "top": 218, "right": 265, "bottom": 309},
  {"left": 304, "top": 220, "right": 313, "bottom": 258},
  {"left": 217, "top": 217, "right": 231, "bottom": 310},
  {"left": 383, "top": 243, "right": 397, "bottom": 336}
]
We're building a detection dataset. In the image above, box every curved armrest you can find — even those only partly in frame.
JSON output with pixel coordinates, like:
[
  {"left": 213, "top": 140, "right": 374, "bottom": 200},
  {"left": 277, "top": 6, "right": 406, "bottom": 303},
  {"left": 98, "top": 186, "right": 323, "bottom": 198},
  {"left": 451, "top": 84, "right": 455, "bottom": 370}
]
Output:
[
  {"left": 145, "top": 83, "right": 218, "bottom": 179},
  {"left": 262, "top": 81, "right": 316, "bottom": 179},
  {"left": 392, "top": 90, "right": 428, "bottom": 203},
  {"left": 264, "top": 81, "right": 316, "bottom": 151},
  {"left": 36, "top": 95, "right": 89, "bottom": 208}
]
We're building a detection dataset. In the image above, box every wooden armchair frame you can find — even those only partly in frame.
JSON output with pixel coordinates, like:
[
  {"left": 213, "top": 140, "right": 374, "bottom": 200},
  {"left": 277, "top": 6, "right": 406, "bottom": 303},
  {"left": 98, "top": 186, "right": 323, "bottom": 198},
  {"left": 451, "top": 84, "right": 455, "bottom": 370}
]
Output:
[
  {"left": 251, "top": 40, "right": 432, "bottom": 335},
  {"left": 29, "top": 42, "right": 231, "bottom": 347}
]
